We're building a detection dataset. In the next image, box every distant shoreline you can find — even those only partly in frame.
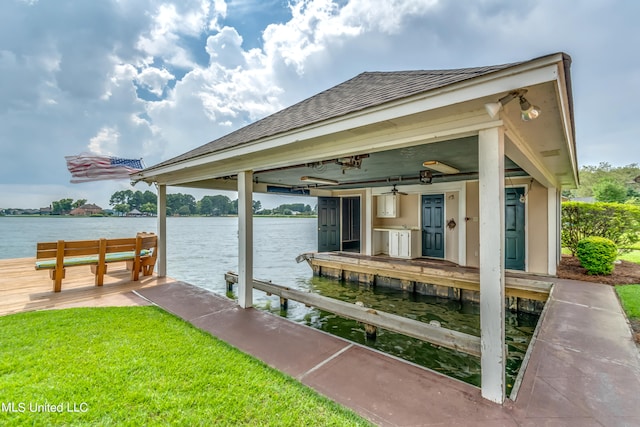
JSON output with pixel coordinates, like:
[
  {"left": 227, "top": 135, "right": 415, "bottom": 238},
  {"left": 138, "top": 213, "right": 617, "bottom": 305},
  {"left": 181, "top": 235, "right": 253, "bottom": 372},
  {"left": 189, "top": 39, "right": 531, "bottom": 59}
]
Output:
[{"left": 0, "top": 214, "right": 317, "bottom": 219}]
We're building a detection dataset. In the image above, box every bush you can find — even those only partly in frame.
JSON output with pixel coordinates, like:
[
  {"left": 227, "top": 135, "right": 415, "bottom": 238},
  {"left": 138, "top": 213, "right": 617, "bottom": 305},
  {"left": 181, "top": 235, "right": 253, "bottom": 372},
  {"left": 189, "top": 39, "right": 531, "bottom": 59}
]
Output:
[
  {"left": 576, "top": 237, "right": 617, "bottom": 275},
  {"left": 561, "top": 202, "right": 640, "bottom": 255}
]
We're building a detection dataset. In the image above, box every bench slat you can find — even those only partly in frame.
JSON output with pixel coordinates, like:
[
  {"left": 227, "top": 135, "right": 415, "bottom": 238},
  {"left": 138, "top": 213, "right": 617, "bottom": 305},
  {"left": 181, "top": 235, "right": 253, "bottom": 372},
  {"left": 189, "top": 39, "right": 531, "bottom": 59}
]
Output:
[
  {"left": 104, "top": 245, "right": 136, "bottom": 254},
  {"left": 35, "top": 250, "right": 151, "bottom": 270}
]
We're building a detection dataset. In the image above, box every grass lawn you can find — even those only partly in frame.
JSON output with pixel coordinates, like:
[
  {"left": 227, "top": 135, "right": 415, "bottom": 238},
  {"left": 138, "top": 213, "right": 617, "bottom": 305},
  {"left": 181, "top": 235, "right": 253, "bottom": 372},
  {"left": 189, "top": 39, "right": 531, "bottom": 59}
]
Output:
[
  {"left": 0, "top": 306, "right": 371, "bottom": 426},
  {"left": 618, "top": 250, "right": 640, "bottom": 264},
  {"left": 616, "top": 284, "right": 640, "bottom": 320}
]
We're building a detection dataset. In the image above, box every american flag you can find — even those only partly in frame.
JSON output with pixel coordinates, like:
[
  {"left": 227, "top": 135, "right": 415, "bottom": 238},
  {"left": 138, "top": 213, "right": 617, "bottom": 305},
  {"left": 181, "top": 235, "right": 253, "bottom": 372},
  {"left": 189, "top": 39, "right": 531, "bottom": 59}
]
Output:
[{"left": 65, "top": 153, "right": 144, "bottom": 183}]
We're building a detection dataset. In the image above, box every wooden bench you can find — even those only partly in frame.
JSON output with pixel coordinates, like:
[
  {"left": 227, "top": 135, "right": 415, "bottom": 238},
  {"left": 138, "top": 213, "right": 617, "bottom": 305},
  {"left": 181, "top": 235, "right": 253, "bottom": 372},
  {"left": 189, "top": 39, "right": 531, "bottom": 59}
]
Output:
[{"left": 35, "top": 233, "right": 158, "bottom": 292}]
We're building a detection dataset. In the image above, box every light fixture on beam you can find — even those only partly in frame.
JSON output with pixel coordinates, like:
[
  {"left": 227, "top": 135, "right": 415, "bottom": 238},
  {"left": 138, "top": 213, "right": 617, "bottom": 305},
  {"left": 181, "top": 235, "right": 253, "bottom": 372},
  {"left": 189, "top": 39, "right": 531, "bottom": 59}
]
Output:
[
  {"left": 422, "top": 161, "right": 459, "bottom": 174},
  {"left": 484, "top": 89, "right": 542, "bottom": 121},
  {"left": 419, "top": 170, "right": 433, "bottom": 184},
  {"left": 300, "top": 176, "right": 339, "bottom": 185}
]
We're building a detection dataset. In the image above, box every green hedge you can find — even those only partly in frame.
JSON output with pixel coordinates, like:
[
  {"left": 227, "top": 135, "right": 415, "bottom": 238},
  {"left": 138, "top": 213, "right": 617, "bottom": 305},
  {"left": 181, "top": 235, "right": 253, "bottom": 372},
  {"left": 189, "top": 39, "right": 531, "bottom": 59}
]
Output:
[
  {"left": 561, "top": 202, "right": 640, "bottom": 255},
  {"left": 576, "top": 236, "right": 617, "bottom": 275}
]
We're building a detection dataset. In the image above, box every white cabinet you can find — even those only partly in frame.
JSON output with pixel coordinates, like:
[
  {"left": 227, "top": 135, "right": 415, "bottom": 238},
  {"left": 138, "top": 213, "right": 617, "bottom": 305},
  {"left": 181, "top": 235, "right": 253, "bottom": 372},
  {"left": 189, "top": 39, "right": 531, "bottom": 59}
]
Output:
[
  {"left": 389, "top": 230, "right": 401, "bottom": 257},
  {"left": 376, "top": 195, "right": 399, "bottom": 218},
  {"left": 388, "top": 230, "right": 419, "bottom": 258}
]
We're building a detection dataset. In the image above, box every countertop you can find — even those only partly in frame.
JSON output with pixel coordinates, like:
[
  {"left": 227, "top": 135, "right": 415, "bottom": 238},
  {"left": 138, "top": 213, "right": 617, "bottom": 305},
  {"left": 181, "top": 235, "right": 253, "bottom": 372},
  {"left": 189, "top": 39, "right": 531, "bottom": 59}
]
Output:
[{"left": 373, "top": 226, "right": 420, "bottom": 231}]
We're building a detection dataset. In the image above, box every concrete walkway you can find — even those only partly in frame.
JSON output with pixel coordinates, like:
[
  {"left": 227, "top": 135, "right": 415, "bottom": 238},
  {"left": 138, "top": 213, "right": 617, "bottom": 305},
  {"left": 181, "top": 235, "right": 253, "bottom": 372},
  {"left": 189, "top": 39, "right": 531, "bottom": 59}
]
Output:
[{"left": 136, "top": 278, "right": 640, "bottom": 426}]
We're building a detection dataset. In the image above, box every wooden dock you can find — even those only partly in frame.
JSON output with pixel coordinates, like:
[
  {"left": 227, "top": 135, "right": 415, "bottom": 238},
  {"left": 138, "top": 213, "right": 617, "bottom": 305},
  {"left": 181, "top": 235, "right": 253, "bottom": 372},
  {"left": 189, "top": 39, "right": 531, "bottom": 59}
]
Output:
[
  {"left": 0, "top": 257, "right": 166, "bottom": 316},
  {"left": 302, "top": 252, "right": 552, "bottom": 312}
]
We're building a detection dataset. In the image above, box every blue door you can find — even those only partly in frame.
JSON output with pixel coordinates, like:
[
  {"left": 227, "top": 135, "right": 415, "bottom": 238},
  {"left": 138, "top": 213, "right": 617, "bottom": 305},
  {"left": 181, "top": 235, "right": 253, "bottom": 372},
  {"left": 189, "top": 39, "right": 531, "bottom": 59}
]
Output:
[
  {"left": 505, "top": 188, "right": 526, "bottom": 270},
  {"left": 422, "top": 195, "right": 444, "bottom": 258}
]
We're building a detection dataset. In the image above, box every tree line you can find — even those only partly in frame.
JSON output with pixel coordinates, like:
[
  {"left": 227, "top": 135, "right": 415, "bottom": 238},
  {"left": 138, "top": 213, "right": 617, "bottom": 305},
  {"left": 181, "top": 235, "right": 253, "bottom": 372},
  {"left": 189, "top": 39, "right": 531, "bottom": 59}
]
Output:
[
  {"left": 47, "top": 190, "right": 315, "bottom": 217},
  {"left": 564, "top": 162, "right": 640, "bottom": 204}
]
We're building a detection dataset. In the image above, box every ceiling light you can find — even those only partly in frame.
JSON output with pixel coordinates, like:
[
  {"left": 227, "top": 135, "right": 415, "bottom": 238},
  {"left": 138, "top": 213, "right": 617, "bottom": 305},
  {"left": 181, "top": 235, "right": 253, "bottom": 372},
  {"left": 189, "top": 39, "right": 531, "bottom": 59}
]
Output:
[
  {"left": 300, "top": 176, "right": 339, "bottom": 185},
  {"left": 484, "top": 89, "right": 542, "bottom": 121},
  {"left": 422, "top": 161, "right": 459, "bottom": 174}
]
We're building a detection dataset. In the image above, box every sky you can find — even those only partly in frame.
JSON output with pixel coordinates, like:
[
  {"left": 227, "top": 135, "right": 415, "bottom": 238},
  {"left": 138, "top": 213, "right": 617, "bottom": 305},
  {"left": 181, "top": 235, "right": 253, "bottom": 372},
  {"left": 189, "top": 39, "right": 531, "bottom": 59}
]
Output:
[{"left": 1, "top": 0, "right": 638, "bottom": 210}]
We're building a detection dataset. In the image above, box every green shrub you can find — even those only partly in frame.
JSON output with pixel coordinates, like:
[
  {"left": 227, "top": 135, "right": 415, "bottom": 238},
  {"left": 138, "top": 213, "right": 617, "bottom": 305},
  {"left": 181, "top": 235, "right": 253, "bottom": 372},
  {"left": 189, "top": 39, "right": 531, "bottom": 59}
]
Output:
[
  {"left": 561, "top": 202, "right": 640, "bottom": 255},
  {"left": 576, "top": 237, "right": 617, "bottom": 275}
]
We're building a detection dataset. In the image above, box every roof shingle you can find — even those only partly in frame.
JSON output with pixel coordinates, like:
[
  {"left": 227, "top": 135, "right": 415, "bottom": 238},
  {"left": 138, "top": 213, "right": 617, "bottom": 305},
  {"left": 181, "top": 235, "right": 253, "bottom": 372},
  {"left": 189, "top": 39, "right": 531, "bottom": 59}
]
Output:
[{"left": 145, "top": 61, "right": 526, "bottom": 171}]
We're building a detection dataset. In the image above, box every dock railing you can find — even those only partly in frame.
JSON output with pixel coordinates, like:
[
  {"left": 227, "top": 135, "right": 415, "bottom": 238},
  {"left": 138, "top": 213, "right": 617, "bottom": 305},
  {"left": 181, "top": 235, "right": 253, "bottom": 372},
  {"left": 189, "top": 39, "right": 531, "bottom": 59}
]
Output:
[{"left": 224, "top": 272, "right": 481, "bottom": 357}]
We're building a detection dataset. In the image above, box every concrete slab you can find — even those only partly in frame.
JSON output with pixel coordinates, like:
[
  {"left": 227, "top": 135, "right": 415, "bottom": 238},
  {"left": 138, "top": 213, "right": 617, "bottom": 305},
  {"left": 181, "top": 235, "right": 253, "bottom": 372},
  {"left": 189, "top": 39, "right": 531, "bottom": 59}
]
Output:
[
  {"left": 137, "top": 278, "right": 640, "bottom": 426},
  {"left": 190, "top": 306, "right": 351, "bottom": 378},
  {"left": 301, "top": 344, "right": 516, "bottom": 426},
  {"left": 136, "top": 281, "right": 235, "bottom": 321},
  {"left": 511, "top": 278, "right": 640, "bottom": 426}
]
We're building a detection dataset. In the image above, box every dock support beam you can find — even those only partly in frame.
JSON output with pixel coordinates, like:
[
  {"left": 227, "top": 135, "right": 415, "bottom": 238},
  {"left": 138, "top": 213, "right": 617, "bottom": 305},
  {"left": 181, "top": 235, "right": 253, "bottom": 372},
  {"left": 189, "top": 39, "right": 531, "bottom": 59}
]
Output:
[
  {"left": 479, "top": 127, "right": 506, "bottom": 404},
  {"left": 157, "top": 184, "right": 167, "bottom": 277},
  {"left": 238, "top": 170, "right": 254, "bottom": 308}
]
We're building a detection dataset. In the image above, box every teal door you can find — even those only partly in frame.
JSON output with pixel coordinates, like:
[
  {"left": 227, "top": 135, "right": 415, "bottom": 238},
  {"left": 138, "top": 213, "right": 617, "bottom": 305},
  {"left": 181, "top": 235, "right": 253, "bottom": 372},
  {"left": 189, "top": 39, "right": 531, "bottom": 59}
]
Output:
[
  {"left": 422, "top": 195, "right": 444, "bottom": 258},
  {"left": 318, "top": 197, "right": 340, "bottom": 252},
  {"left": 505, "top": 188, "right": 526, "bottom": 270}
]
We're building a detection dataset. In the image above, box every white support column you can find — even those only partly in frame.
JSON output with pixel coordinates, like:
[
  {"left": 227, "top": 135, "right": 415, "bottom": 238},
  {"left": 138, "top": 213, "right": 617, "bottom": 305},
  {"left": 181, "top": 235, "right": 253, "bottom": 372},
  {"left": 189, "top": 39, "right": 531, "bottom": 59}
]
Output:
[
  {"left": 478, "top": 127, "right": 506, "bottom": 404},
  {"left": 157, "top": 184, "right": 167, "bottom": 277},
  {"left": 365, "top": 188, "right": 373, "bottom": 256},
  {"left": 548, "top": 187, "right": 559, "bottom": 276},
  {"left": 238, "top": 171, "right": 254, "bottom": 308}
]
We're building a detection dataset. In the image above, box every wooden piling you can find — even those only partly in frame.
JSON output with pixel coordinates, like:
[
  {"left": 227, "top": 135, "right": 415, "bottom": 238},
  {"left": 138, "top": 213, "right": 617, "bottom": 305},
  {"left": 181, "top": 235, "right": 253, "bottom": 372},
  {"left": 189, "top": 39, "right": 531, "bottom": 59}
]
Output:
[{"left": 364, "top": 309, "right": 378, "bottom": 340}]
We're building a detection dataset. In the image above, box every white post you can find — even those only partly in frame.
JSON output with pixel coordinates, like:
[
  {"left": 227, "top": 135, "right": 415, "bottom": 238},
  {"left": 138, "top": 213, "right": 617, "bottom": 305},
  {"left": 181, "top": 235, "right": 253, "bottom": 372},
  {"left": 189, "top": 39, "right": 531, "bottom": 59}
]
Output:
[
  {"left": 157, "top": 184, "right": 167, "bottom": 277},
  {"left": 548, "top": 187, "right": 558, "bottom": 276},
  {"left": 238, "top": 171, "right": 254, "bottom": 308},
  {"left": 478, "top": 127, "right": 506, "bottom": 404},
  {"left": 365, "top": 188, "right": 373, "bottom": 256}
]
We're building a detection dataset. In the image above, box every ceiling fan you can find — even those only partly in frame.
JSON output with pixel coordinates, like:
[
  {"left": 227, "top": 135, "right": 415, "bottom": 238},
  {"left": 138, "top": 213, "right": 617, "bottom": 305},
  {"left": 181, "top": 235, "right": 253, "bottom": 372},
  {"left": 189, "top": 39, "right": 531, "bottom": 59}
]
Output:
[{"left": 384, "top": 184, "right": 408, "bottom": 196}]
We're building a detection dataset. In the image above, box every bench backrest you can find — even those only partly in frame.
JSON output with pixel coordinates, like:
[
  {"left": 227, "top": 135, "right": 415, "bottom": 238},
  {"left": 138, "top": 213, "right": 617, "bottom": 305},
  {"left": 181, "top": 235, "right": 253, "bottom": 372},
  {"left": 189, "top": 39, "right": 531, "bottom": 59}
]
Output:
[
  {"left": 36, "top": 233, "right": 158, "bottom": 260},
  {"left": 37, "top": 239, "right": 102, "bottom": 260}
]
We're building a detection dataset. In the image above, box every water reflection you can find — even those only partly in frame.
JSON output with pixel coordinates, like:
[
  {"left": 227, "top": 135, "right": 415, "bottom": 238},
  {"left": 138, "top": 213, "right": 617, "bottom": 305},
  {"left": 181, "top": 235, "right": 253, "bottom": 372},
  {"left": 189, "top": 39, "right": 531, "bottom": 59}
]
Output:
[{"left": 253, "top": 275, "right": 539, "bottom": 389}]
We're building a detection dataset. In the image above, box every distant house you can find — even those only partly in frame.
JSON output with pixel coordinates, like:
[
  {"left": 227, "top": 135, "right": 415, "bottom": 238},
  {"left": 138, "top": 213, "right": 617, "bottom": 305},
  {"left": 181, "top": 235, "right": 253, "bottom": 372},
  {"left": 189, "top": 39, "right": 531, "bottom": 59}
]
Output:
[
  {"left": 127, "top": 208, "right": 143, "bottom": 217},
  {"left": 70, "top": 204, "right": 103, "bottom": 216},
  {"left": 39, "top": 207, "right": 52, "bottom": 215}
]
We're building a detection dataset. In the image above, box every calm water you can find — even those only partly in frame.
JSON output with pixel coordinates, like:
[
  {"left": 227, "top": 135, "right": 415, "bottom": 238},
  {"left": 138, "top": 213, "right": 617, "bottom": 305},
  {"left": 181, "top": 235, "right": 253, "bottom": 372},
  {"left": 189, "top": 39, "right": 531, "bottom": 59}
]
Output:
[{"left": 0, "top": 216, "right": 538, "bottom": 388}]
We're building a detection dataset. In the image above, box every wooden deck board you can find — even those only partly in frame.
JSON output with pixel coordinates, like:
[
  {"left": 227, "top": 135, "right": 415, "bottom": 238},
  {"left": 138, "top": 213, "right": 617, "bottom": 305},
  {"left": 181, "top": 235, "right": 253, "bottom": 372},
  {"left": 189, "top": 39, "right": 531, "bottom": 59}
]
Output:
[{"left": 0, "top": 257, "right": 168, "bottom": 316}]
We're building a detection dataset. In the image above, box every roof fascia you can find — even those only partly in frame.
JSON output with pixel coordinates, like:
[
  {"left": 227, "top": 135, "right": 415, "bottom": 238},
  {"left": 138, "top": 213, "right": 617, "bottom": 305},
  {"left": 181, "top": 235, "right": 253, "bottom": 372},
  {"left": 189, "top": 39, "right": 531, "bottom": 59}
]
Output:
[
  {"left": 148, "top": 114, "right": 503, "bottom": 186},
  {"left": 554, "top": 62, "right": 579, "bottom": 187}
]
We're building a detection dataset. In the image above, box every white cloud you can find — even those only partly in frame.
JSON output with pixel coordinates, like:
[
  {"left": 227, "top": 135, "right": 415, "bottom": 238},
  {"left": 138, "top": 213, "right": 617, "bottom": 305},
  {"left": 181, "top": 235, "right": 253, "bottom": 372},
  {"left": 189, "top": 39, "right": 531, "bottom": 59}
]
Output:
[
  {"left": 136, "top": 0, "right": 225, "bottom": 68},
  {"left": 206, "top": 26, "right": 245, "bottom": 67},
  {"left": 340, "top": 0, "right": 438, "bottom": 33},
  {"left": 88, "top": 127, "right": 121, "bottom": 155},
  {"left": 262, "top": 0, "right": 360, "bottom": 74},
  {"left": 136, "top": 67, "right": 175, "bottom": 96}
]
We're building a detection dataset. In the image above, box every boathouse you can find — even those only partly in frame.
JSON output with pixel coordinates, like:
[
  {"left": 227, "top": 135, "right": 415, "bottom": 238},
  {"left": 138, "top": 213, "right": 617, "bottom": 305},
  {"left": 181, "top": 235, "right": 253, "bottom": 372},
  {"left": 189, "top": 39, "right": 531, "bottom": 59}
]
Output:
[{"left": 132, "top": 52, "right": 577, "bottom": 404}]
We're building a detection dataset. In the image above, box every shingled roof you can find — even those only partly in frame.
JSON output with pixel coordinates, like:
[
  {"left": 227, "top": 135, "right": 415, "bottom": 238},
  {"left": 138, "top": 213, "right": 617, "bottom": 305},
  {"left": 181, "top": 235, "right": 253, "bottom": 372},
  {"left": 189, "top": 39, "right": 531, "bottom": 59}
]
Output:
[{"left": 145, "top": 59, "right": 532, "bottom": 171}]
